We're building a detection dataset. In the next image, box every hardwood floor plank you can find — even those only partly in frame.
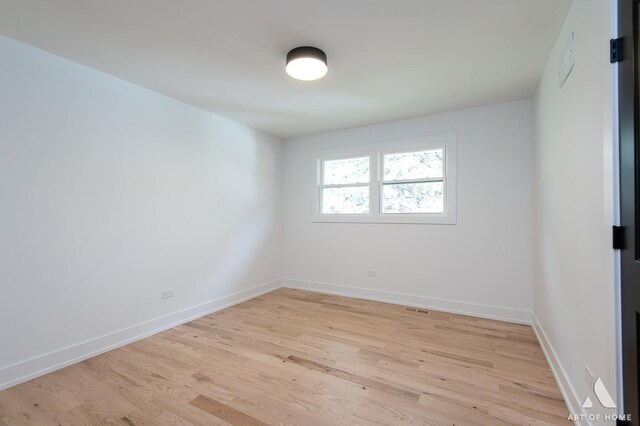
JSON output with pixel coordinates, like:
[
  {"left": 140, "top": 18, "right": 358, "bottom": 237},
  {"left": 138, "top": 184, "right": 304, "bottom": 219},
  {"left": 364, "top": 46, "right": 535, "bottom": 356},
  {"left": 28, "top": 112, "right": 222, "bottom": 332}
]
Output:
[
  {"left": 189, "top": 395, "right": 268, "bottom": 426},
  {"left": 285, "top": 355, "right": 421, "bottom": 402}
]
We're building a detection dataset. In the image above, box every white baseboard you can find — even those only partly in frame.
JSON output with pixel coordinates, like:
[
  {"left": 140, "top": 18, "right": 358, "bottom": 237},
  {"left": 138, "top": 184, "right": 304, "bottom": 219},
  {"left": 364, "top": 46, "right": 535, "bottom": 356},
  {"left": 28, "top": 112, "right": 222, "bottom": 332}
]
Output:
[
  {"left": 532, "top": 313, "right": 585, "bottom": 426},
  {"left": 282, "top": 278, "right": 531, "bottom": 324},
  {"left": 0, "top": 279, "right": 282, "bottom": 391}
]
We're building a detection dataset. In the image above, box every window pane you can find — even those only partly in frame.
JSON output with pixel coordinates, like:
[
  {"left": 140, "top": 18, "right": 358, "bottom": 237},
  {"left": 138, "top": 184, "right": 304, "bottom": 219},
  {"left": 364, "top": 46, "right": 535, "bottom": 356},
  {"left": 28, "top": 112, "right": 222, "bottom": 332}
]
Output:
[
  {"left": 382, "top": 181, "right": 443, "bottom": 213},
  {"left": 383, "top": 149, "right": 443, "bottom": 181},
  {"left": 322, "top": 186, "right": 369, "bottom": 214},
  {"left": 323, "top": 157, "right": 370, "bottom": 185}
]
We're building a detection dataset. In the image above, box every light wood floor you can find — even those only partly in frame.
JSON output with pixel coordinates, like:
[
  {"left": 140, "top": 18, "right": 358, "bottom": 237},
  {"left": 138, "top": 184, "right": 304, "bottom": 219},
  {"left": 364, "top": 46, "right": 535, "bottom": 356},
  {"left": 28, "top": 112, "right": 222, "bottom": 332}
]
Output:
[{"left": 0, "top": 289, "right": 568, "bottom": 425}]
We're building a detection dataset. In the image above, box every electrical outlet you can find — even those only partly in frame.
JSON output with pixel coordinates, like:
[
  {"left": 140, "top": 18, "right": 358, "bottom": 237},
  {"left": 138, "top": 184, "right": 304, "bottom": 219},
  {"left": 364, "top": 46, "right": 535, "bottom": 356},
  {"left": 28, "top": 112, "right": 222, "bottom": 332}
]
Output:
[
  {"left": 161, "top": 290, "right": 174, "bottom": 300},
  {"left": 367, "top": 270, "right": 377, "bottom": 277},
  {"left": 584, "top": 365, "right": 595, "bottom": 387}
]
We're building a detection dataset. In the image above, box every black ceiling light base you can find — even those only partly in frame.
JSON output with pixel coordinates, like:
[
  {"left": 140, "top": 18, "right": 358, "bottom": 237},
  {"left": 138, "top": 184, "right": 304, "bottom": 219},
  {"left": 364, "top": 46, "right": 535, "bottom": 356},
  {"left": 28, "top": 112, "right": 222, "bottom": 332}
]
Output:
[{"left": 286, "top": 46, "right": 327, "bottom": 65}]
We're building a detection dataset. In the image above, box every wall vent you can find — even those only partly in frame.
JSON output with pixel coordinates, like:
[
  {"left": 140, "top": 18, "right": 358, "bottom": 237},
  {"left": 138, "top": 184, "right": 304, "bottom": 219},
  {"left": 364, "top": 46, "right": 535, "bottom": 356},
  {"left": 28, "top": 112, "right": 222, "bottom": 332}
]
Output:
[{"left": 405, "top": 307, "right": 429, "bottom": 314}]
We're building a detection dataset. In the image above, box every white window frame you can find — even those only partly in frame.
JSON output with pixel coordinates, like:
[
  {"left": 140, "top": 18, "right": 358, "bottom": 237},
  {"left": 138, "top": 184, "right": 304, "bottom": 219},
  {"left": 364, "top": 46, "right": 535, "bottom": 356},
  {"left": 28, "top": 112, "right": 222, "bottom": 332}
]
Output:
[{"left": 313, "top": 134, "right": 457, "bottom": 224}]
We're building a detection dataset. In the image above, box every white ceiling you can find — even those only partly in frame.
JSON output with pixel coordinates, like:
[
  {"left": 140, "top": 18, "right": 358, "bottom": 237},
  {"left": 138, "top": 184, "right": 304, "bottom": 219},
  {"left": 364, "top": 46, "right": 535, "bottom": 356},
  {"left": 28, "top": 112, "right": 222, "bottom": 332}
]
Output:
[{"left": 0, "top": 0, "right": 571, "bottom": 139}]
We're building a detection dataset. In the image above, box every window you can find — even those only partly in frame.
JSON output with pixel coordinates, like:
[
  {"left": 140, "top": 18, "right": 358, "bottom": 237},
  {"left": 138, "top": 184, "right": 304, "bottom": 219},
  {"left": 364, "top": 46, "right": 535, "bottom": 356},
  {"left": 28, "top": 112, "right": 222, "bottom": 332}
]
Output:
[
  {"left": 314, "top": 134, "right": 456, "bottom": 224},
  {"left": 381, "top": 148, "right": 444, "bottom": 214},
  {"left": 320, "top": 156, "right": 370, "bottom": 214}
]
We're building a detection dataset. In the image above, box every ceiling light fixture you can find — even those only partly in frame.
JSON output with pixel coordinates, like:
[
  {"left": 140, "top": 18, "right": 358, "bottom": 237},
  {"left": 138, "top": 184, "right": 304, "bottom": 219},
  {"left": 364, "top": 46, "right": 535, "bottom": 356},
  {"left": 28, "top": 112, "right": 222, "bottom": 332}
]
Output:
[{"left": 285, "top": 46, "right": 327, "bottom": 81}]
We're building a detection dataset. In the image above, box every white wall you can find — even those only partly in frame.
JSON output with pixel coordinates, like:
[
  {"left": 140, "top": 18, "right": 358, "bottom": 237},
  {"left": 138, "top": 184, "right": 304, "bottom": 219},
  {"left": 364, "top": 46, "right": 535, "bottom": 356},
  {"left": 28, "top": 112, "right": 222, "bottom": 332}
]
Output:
[
  {"left": 0, "top": 35, "right": 283, "bottom": 389},
  {"left": 282, "top": 100, "right": 533, "bottom": 323},
  {"left": 532, "top": 0, "right": 615, "bottom": 422}
]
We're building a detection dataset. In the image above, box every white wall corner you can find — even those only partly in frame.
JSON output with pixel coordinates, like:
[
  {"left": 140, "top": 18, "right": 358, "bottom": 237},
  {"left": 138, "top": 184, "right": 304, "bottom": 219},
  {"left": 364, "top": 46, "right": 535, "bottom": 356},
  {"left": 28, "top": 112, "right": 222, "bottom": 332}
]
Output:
[
  {"left": 0, "top": 279, "right": 283, "bottom": 392},
  {"left": 532, "top": 313, "right": 587, "bottom": 426},
  {"left": 282, "top": 278, "right": 532, "bottom": 325}
]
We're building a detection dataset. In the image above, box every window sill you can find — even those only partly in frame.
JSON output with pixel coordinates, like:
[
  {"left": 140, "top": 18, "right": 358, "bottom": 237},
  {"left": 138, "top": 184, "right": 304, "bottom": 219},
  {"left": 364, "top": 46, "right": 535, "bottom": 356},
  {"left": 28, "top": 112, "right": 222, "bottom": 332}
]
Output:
[{"left": 312, "top": 214, "right": 456, "bottom": 224}]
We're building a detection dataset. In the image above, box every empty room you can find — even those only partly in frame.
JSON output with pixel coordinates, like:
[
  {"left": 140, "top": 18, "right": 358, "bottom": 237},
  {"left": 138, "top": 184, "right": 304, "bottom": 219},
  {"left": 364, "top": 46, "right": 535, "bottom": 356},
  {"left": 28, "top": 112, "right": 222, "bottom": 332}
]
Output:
[{"left": 0, "top": 0, "right": 634, "bottom": 425}]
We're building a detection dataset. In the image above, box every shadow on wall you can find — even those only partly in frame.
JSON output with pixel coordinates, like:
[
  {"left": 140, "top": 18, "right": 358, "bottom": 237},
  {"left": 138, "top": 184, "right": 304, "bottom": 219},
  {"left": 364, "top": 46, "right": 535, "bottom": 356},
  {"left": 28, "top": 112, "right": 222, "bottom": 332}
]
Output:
[{"left": 205, "top": 205, "right": 278, "bottom": 297}]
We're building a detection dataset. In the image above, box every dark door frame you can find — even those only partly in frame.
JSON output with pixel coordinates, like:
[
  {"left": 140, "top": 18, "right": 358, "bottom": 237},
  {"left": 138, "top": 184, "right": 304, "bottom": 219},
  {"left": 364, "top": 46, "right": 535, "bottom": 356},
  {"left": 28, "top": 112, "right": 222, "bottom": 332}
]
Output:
[{"left": 617, "top": 0, "right": 640, "bottom": 423}]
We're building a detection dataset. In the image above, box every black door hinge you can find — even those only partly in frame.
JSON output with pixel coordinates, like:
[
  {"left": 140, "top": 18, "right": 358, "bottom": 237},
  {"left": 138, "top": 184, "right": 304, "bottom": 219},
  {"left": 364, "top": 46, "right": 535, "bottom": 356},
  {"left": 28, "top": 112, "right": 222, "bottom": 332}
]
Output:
[
  {"left": 611, "top": 38, "right": 623, "bottom": 63},
  {"left": 613, "top": 225, "right": 625, "bottom": 250}
]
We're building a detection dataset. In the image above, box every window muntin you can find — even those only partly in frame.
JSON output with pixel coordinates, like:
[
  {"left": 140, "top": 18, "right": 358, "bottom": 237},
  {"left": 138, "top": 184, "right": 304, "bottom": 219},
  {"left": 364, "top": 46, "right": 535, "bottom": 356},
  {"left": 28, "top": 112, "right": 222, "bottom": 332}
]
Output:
[
  {"left": 381, "top": 148, "right": 445, "bottom": 214},
  {"left": 320, "top": 156, "right": 370, "bottom": 214}
]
